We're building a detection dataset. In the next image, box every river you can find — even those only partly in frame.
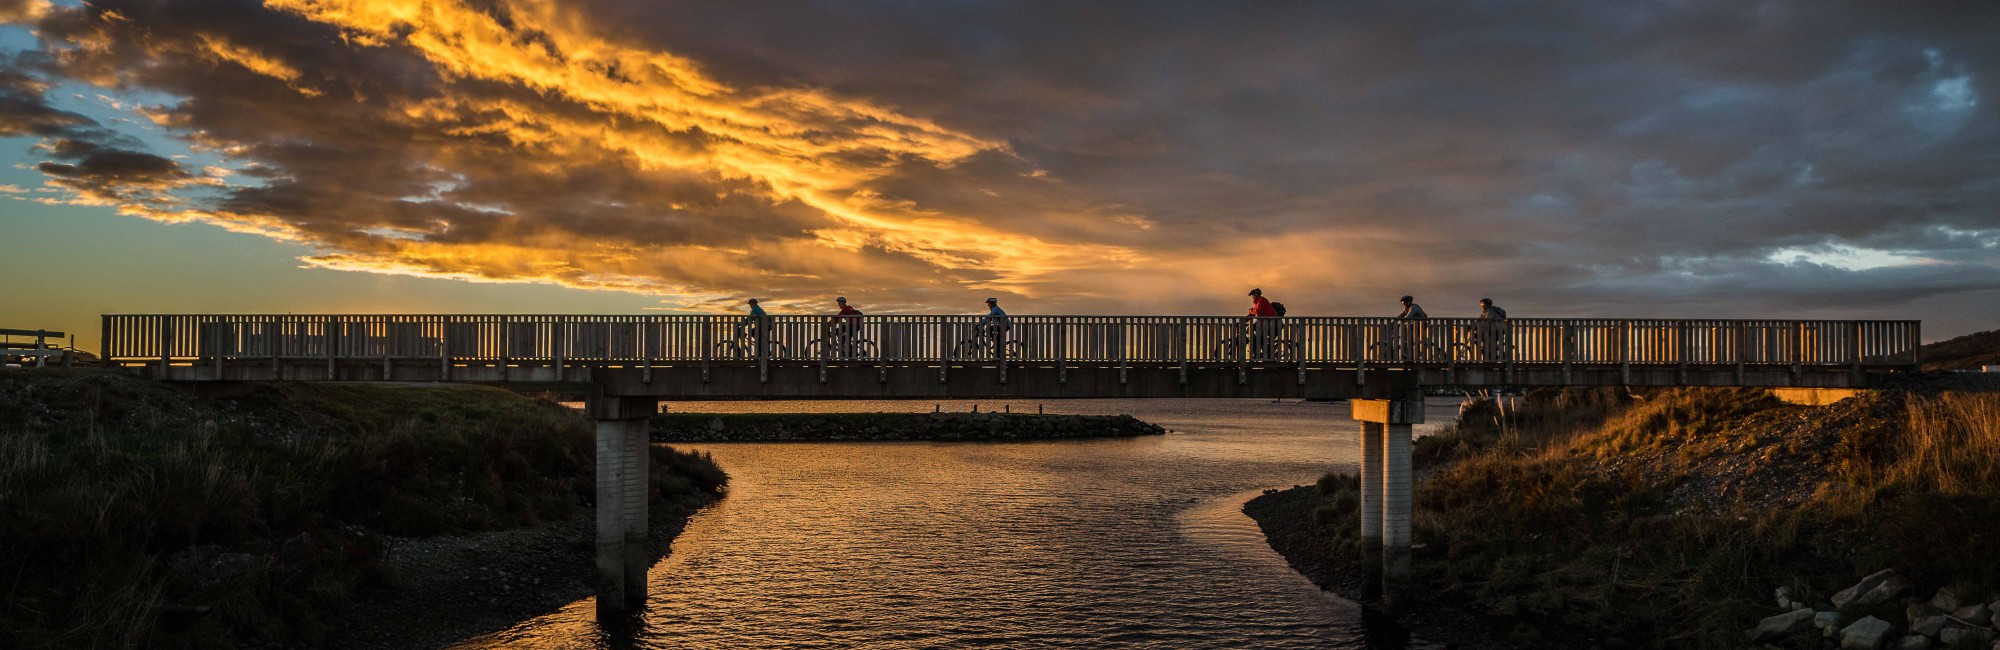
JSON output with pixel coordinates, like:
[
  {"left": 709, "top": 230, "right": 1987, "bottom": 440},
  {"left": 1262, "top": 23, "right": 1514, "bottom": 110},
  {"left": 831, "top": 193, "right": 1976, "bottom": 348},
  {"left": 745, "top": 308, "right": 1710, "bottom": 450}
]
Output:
[{"left": 456, "top": 398, "right": 1460, "bottom": 649}]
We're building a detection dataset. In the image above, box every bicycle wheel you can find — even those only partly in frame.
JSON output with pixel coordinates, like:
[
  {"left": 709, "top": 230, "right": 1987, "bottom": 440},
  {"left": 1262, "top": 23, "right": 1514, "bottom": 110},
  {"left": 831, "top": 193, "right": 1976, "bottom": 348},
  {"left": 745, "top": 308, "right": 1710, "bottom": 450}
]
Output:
[
  {"left": 1271, "top": 340, "right": 1299, "bottom": 362},
  {"left": 854, "top": 340, "right": 879, "bottom": 359}
]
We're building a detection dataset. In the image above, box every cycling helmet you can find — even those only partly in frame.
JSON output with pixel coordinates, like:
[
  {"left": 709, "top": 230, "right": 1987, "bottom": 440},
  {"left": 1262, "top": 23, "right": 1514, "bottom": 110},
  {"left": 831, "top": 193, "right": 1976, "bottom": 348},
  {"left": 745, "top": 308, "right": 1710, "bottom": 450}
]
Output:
[
  {"left": 836, "top": 296, "right": 847, "bottom": 303},
  {"left": 985, "top": 297, "right": 998, "bottom": 304},
  {"left": 748, "top": 298, "right": 759, "bottom": 304},
  {"left": 1479, "top": 298, "right": 1492, "bottom": 305},
  {"left": 1399, "top": 295, "right": 1414, "bottom": 303}
]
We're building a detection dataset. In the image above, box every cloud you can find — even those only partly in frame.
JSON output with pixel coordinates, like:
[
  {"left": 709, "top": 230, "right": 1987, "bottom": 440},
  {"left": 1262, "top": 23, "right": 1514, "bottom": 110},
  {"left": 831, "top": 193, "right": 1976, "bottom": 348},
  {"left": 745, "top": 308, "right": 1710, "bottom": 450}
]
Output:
[{"left": 0, "top": 0, "right": 1995, "bottom": 333}]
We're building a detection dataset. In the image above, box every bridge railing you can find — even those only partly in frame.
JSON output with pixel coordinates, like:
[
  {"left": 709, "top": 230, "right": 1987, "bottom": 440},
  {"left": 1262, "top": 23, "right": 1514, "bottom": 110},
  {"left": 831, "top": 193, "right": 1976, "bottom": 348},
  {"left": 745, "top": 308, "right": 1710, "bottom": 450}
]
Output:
[{"left": 100, "top": 314, "right": 1921, "bottom": 370}]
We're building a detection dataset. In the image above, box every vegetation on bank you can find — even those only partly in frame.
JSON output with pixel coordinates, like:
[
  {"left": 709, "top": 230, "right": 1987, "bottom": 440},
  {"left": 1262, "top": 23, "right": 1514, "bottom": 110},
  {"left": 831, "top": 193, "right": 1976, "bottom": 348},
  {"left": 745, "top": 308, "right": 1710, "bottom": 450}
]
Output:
[
  {"left": 0, "top": 371, "right": 726, "bottom": 649},
  {"left": 1921, "top": 328, "right": 2000, "bottom": 371},
  {"left": 1256, "top": 386, "right": 2000, "bottom": 648}
]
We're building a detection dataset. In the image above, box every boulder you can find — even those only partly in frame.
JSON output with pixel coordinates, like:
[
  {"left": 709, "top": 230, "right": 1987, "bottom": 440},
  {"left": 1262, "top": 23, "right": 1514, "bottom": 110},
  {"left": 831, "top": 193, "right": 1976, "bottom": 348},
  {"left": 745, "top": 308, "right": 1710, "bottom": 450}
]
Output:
[
  {"left": 1837, "top": 570, "right": 1910, "bottom": 610},
  {"left": 1817, "top": 611, "right": 1843, "bottom": 629},
  {"left": 1942, "top": 627, "right": 1997, "bottom": 647},
  {"left": 1896, "top": 635, "right": 1931, "bottom": 650},
  {"left": 1777, "top": 586, "right": 1795, "bottom": 608},
  {"left": 1909, "top": 604, "right": 1951, "bottom": 637},
  {"left": 1932, "top": 587, "right": 1964, "bottom": 612},
  {"left": 1750, "top": 608, "right": 1818, "bottom": 642},
  {"left": 1956, "top": 603, "right": 1994, "bottom": 627},
  {"left": 1843, "top": 616, "right": 1894, "bottom": 650}
]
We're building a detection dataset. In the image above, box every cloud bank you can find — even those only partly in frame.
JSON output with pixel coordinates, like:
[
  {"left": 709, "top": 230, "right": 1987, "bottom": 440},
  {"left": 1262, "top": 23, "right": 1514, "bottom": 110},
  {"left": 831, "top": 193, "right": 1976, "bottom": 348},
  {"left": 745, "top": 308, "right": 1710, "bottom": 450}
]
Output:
[{"left": 2, "top": 0, "right": 1997, "bottom": 326}]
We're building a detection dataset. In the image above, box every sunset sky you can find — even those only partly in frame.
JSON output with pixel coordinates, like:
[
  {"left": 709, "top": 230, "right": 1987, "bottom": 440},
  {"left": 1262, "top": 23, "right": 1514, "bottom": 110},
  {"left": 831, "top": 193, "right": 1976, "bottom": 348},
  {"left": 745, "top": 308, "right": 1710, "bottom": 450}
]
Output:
[{"left": 2, "top": 0, "right": 1996, "bottom": 350}]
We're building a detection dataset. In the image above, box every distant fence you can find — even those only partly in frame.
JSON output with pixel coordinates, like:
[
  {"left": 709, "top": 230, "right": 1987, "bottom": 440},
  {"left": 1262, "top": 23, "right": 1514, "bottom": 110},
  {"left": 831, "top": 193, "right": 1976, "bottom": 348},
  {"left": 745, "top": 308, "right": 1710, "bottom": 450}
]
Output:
[{"left": 100, "top": 315, "right": 1921, "bottom": 371}]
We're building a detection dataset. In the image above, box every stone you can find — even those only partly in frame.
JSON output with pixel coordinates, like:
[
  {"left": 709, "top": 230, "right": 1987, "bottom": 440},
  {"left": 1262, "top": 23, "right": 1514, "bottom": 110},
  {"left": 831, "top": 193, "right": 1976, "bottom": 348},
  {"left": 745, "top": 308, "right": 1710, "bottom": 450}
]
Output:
[
  {"left": 1858, "top": 575, "right": 1919, "bottom": 608},
  {"left": 1819, "top": 611, "right": 1844, "bottom": 629},
  {"left": 1843, "top": 616, "right": 1894, "bottom": 650},
  {"left": 1933, "top": 587, "right": 1964, "bottom": 612},
  {"left": 1793, "top": 601, "right": 1811, "bottom": 611},
  {"left": 1896, "top": 635, "right": 1931, "bottom": 650},
  {"left": 1913, "top": 614, "right": 1952, "bottom": 638},
  {"left": 1778, "top": 586, "right": 1795, "bottom": 608},
  {"left": 1750, "top": 608, "right": 1818, "bottom": 642},
  {"left": 1956, "top": 603, "right": 1994, "bottom": 627},
  {"left": 1837, "top": 570, "right": 1904, "bottom": 610},
  {"left": 1942, "top": 627, "right": 1997, "bottom": 647}
]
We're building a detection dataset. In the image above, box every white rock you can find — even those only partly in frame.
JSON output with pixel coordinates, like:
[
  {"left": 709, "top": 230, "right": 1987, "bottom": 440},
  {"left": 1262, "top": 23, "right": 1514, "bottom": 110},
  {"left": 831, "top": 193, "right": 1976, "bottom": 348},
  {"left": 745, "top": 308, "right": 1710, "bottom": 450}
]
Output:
[
  {"left": 1843, "top": 616, "right": 1894, "bottom": 650},
  {"left": 1932, "top": 587, "right": 1963, "bottom": 612},
  {"left": 1750, "top": 608, "right": 1818, "bottom": 642},
  {"left": 1836, "top": 570, "right": 1901, "bottom": 610}
]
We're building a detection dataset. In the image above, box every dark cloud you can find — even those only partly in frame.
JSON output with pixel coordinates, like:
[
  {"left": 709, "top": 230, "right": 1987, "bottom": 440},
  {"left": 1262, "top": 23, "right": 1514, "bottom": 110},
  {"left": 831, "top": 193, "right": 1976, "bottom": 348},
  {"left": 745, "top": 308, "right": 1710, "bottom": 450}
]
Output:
[{"left": 0, "top": 0, "right": 1996, "bottom": 333}]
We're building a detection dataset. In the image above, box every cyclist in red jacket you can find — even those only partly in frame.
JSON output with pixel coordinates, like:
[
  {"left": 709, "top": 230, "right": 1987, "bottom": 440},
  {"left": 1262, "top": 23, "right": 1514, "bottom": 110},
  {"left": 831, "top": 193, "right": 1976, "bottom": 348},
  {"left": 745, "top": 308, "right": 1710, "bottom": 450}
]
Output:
[{"left": 1247, "top": 288, "right": 1278, "bottom": 318}]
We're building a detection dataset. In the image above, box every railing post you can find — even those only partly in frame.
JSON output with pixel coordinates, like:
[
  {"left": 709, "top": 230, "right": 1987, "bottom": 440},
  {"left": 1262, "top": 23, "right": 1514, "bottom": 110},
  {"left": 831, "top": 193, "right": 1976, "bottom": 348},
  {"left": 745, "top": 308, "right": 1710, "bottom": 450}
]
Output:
[
  {"left": 1058, "top": 317, "right": 1069, "bottom": 385},
  {"left": 1118, "top": 317, "right": 1129, "bottom": 385},
  {"left": 500, "top": 316, "right": 512, "bottom": 382},
  {"left": 1560, "top": 321, "right": 1573, "bottom": 386},
  {"left": 1734, "top": 321, "right": 1746, "bottom": 384},
  {"left": 938, "top": 318, "right": 949, "bottom": 384},
  {"left": 757, "top": 316, "right": 769, "bottom": 383},
  {"left": 1676, "top": 321, "right": 1689, "bottom": 385},
  {"left": 270, "top": 315, "right": 282, "bottom": 378},
  {"left": 1352, "top": 320, "right": 1367, "bottom": 386},
  {"left": 1618, "top": 320, "right": 1630, "bottom": 385},
  {"left": 1851, "top": 321, "right": 1864, "bottom": 384},
  {"left": 325, "top": 316, "right": 336, "bottom": 379},
  {"left": 700, "top": 317, "right": 711, "bottom": 383},
  {"left": 554, "top": 318, "right": 567, "bottom": 379},
  {"left": 100, "top": 316, "right": 111, "bottom": 369}
]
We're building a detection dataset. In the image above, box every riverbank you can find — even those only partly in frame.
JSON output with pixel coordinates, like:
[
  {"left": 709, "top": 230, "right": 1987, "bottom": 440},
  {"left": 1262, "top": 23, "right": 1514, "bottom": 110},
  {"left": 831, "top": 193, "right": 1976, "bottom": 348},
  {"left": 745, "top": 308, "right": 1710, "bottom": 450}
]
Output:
[
  {"left": 651, "top": 411, "right": 1166, "bottom": 442},
  {"left": 0, "top": 371, "right": 727, "bottom": 648},
  {"left": 1246, "top": 386, "right": 2000, "bottom": 649}
]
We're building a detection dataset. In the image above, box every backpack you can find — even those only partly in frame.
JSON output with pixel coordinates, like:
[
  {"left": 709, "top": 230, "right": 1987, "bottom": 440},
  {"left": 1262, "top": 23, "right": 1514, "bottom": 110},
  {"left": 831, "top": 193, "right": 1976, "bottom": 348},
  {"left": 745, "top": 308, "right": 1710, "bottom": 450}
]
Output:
[{"left": 1270, "top": 302, "right": 1287, "bottom": 317}]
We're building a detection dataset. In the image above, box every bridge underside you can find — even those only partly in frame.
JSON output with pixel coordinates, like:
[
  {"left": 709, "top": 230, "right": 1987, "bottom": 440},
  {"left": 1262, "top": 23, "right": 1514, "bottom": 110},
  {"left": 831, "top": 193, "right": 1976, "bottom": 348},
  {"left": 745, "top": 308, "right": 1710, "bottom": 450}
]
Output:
[{"left": 133, "top": 360, "right": 1902, "bottom": 397}]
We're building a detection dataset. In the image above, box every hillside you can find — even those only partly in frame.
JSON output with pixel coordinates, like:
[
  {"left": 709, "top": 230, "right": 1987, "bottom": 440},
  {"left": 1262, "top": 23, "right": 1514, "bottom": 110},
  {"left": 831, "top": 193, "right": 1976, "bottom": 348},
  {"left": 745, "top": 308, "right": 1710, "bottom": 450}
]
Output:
[{"left": 1921, "top": 328, "right": 2000, "bottom": 371}]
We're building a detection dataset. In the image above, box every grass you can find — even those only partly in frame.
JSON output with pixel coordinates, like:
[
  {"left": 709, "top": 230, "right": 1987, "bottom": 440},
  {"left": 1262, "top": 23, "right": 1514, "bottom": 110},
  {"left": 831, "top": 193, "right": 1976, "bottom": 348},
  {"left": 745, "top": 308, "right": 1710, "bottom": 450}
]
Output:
[
  {"left": 0, "top": 371, "right": 726, "bottom": 648},
  {"left": 1294, "top": 387, "right": 2000, "bottom": 648}
]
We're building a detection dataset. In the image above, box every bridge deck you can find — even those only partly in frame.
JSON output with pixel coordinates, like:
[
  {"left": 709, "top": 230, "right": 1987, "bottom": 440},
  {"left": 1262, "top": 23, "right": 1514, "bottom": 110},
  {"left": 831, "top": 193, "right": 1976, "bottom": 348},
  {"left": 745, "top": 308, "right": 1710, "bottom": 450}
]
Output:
[{"left": 101, "top": 315, "right": 1919, "bottom": 397}]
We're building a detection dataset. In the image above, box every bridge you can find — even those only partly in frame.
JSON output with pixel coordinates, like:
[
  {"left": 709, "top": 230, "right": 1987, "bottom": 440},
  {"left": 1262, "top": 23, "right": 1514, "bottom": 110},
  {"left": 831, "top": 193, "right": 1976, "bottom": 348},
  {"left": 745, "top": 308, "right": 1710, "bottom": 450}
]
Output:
[{"left": 100, "top": 314, "right": 1921, "bottom": 618}]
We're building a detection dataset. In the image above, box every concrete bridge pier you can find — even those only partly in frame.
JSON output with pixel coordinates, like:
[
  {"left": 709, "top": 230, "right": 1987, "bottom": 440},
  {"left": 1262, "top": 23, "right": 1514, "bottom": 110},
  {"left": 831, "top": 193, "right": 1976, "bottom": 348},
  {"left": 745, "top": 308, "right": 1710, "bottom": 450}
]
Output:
[
  {"left": 587, "top": 396, "right": 658, "bottom": 620},
  {"left": 1353, "top": 395, "right": 1424, "bottom": 616},
  {"left": 1356, "top": 420, "right": 1383, "bottom": 602}
]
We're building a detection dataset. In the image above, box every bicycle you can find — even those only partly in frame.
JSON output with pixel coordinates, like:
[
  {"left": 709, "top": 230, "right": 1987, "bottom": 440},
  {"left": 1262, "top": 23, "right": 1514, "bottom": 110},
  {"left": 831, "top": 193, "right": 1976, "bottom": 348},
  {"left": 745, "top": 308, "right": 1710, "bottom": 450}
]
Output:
[
  {"left": 1450, "top": 327, "right": 1514, "bottom": 363},
  {"left": 1366, "top": 322, "right": 1446, "bottom": 363},
  {"left": 949, "top": 324, "right": 1022, "bottom": 360},
  {"left": 711, "top": 324, "right": 789, "bottom": 359},
  {"left": 805, "top": 326, "right": 879, "bottom": 360},
  {"left": 1210, "top": 320, "right": 1298, "bottom": 361}
]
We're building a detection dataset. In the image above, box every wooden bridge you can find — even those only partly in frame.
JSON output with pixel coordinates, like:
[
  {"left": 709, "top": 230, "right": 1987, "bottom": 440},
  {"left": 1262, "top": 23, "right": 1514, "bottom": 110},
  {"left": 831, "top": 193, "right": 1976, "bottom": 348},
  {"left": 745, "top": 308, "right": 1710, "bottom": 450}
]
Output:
[{"left": 97, "top": 313, "right": 1923, "bottom": 618}]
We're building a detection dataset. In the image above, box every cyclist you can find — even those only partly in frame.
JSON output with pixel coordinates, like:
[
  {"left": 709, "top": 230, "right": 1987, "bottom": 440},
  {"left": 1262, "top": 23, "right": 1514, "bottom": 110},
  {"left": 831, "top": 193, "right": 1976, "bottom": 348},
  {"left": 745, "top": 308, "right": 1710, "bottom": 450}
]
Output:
[
  {"left": 736, "top": 298, "right": 767, "bottom": 336},
  {"left": 1385, "top": 295, "right": 1428, "bottom": 361},
  {"left": 824, "top": 297, "right": 864, "bottom": 357},
  {"left": 1474, "top": 298, "right": 1509, "bottom": 361},
  {"left": 980, "top": 298, "right": 1012, "bottom": 356},
  {"left": 1245, "top": 288, "right": 1278, "bottom": 357}
]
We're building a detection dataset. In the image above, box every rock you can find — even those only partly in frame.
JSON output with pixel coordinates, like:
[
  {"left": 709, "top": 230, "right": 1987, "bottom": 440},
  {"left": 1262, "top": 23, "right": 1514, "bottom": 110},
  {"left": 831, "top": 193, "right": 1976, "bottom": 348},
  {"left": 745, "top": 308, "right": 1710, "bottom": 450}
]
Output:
[
  {"left": 1843, "top": 616, "right": 1894, "bottom": 650},
  {"left": 1858, "top": 575, "right": 1919, "bottom": 608},
  {"left": 1750, "top": 608, "right": 1818, "bottom": 642},
  {"left": 1897, "top": 635, "right": 1931, "bottom": 650},
  {"left": 1932, "top": 587, "right": 1964, "bottom": 612},
  {"left": 1778, "top": 586, "right": 1795, "bottom": 608},
  {"left": 1914, "top": 615, "right": 1953, "bottom": 638},
  {"left": 1836, "top": 570, "right": 1903, "bottom": 610},
  {"left": 706, "top": 417, "right": 724, "bottom": 431},
  {"left": 1942, "top": 627, "right": 1997, "bottom": 647},
  {"left": 1818, "top": 611, "right": 1844, "bottom": 629},
  {"left": 1793, "top": 601, "right": 1811, "bottom": 611},
  {"left": 1956, "top": 603, "right": 1994, "bottom": 627}
]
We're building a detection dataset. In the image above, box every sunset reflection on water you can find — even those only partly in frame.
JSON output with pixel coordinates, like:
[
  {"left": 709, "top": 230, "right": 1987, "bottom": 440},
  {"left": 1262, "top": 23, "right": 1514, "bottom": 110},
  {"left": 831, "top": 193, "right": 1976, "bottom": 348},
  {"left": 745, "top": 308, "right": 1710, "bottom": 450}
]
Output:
[{"left": 454, "top": 399, "right": 1456, "bottom": 649}]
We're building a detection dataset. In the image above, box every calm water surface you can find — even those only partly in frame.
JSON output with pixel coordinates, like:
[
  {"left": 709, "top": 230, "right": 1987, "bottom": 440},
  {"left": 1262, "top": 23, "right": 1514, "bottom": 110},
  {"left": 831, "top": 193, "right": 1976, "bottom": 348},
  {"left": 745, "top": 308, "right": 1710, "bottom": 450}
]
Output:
[{"left": 457, "top": 398, "right": 1458, "bottom": 649}]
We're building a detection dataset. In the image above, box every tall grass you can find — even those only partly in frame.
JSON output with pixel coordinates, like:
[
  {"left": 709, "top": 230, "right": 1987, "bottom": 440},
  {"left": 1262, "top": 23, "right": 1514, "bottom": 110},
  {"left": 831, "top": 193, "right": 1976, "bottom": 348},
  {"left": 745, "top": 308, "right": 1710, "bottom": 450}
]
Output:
[
  {"left": 1293, "top": 387, "right": 2000, "bottom": 648},
  {"left": 1897, "top": 393, "right": 2000, "bottom": 494},
  {"left": 0, "top": 372, "right": 727, "bottom": 648}
]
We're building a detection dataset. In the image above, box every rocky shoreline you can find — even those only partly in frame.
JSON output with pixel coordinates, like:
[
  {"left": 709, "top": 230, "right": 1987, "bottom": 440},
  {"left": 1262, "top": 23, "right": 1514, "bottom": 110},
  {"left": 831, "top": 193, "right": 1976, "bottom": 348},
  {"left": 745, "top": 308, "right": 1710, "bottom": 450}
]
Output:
[
  {"left": 328, "top": 493, "right": 717, "bottom": 650},
  {"left": 652, "top": 412, "right": 1166, "bottom": 442}
]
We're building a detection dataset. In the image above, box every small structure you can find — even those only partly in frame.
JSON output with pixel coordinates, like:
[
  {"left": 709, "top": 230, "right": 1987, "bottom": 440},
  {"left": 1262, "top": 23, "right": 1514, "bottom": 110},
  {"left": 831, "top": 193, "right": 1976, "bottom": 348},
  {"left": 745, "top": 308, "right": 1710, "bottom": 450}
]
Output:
[{"left": 1, "top": 328, "right": 70, "bottom": 368}]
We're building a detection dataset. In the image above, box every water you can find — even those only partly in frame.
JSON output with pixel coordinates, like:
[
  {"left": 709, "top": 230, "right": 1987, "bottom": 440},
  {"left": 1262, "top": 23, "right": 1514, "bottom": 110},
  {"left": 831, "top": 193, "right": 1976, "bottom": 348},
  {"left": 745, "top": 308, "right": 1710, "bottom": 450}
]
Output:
[{"left": 457, "top": 398, "right": 1459, "bottom": 649}]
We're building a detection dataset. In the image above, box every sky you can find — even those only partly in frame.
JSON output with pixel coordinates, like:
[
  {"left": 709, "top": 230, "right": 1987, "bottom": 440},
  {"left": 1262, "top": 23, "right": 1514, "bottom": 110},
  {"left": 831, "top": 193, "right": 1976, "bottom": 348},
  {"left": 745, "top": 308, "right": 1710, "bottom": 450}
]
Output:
[{"left": 1, "top": 0, "right": 1996, "bottom": 351}]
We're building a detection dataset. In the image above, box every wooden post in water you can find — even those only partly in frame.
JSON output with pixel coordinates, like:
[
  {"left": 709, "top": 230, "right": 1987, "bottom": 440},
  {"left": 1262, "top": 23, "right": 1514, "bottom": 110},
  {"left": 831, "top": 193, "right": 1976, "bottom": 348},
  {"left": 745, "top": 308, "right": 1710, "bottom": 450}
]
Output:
[{"left": 586, "top": 395, "right": 657, "bottom": 620}]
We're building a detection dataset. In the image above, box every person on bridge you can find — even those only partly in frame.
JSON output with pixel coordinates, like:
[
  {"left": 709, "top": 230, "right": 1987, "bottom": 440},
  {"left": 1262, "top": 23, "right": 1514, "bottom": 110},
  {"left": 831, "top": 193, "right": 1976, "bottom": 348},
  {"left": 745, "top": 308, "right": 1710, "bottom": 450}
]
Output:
[
  {"left": 1474, "top": 298, "right": 1509, "bottom": 361},
  {"left": 1247, "top": 288, "right": 1278, "bottom": 318},
  {"left": 736, "top": 298, "right": 768, "bottom": 340},
  {"left": 1396, "top": 295, "right": 1427, "bottom": 320},
  {"left": 982, "top": 297, "right": 1012, "bottom": 332}
]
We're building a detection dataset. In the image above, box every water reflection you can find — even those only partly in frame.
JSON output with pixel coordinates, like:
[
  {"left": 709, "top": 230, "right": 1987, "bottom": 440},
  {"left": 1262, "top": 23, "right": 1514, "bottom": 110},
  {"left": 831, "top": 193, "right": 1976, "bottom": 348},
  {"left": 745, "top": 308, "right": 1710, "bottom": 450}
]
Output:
[{"left": 456, "top": 399, "right": 1456, "bottom": 649}]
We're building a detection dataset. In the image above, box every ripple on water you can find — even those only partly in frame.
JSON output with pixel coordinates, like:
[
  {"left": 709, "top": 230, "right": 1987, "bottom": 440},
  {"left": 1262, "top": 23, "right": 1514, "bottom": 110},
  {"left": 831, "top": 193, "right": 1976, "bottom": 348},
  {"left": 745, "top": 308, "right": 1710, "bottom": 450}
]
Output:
[{"left": 454, "top": 398, "right": 1458, "bottom": 649}]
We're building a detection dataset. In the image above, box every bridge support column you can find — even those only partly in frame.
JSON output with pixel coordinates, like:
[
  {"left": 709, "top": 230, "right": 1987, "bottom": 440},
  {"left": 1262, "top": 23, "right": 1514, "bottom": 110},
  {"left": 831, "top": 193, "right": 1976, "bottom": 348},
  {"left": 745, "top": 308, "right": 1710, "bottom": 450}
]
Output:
[
  {"left": 587, "top": 396, "right": 657, "bottom": 620},
  {"left": 1357, "top": 421, "right": 1383, "bottom": 602},
  {"left": 1353, "top": 395, "right": 1424, "bottom": 616}
]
